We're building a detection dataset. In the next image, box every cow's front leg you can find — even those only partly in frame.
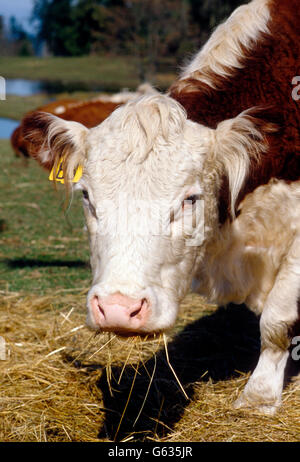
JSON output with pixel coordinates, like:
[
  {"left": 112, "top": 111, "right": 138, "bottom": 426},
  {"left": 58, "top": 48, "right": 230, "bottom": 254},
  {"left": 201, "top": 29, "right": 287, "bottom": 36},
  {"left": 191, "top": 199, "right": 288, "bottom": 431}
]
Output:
[
  {"left": 234, "top": 346, "right": 289, "bottom": 415},
  {"left": 234, "top": 238, "right": 300, "bottom": 415}
]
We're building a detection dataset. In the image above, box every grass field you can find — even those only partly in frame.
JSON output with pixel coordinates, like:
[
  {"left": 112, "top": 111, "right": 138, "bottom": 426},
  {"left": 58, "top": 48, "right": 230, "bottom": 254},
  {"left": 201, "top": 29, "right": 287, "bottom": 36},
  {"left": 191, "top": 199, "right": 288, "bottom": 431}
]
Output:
[
  {"left": 0, "top": 56, "right": 140, "bottom": 87},
  {"left": 0, "top": 139, "right": 91, "bottom": 293}
]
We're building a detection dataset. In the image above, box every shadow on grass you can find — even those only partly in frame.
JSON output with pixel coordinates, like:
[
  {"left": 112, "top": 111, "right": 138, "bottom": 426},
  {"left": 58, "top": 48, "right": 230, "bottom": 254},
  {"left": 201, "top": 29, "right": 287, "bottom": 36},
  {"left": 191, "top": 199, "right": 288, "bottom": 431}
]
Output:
[
  {"left": 4, "top": 257, "right": 88, "bottom": 269},
  {"left": 68, "top": 303, "right": 264, "bottom": 441}
]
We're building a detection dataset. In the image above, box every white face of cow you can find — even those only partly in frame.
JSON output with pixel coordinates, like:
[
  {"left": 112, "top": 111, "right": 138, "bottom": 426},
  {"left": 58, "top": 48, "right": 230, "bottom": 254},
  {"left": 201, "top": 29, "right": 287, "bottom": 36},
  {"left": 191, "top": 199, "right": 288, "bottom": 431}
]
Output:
[
  {"left": 23, "top": 93, "right": 270, "bottom": 335},
  {"left": 78, "top": 96, "right": 212, "bottom": 334}
]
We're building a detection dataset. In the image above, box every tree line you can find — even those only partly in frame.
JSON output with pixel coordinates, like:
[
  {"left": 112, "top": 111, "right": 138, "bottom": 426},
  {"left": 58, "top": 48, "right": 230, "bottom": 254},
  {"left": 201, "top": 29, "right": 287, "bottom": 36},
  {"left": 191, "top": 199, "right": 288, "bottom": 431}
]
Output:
[
  {"left": 1, "top": 0, "right": 247, "bottom": 70},
  {"left": 32, "top": 0, "right": 246, "bottom": 55}
]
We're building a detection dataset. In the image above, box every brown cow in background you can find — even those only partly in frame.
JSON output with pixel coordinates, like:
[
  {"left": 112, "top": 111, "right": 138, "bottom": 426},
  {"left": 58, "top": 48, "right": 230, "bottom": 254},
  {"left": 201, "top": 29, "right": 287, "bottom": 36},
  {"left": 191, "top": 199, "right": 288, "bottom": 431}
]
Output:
[{"left": 11, "top": 83, "right": 157, "bottom": 161}]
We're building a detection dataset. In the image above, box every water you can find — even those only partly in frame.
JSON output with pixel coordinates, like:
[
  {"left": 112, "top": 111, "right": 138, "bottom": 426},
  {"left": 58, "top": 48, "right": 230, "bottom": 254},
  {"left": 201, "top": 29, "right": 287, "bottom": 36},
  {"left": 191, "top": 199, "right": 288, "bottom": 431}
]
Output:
[
  {"left": 0, "top": 77, "right": 114, "bottom": 138},
  {"left": 5, "top": 78, "right": 108, "bottom": 96},
  {"left": 0, "top": 79, "right": 45, "bottom": 139},
  {"left": 0, "top": 118, "right": 19, "bottom": 139},
  {"left": 6, "top": 79, "right": 44, "bottom": 96}
]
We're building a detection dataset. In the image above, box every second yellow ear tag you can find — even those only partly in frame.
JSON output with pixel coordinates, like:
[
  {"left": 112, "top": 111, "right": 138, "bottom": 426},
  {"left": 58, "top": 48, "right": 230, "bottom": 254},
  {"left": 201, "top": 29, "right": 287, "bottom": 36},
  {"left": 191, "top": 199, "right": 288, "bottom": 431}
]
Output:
[{"left": 49, "top": 159, "right": 83, "bottom": 184}]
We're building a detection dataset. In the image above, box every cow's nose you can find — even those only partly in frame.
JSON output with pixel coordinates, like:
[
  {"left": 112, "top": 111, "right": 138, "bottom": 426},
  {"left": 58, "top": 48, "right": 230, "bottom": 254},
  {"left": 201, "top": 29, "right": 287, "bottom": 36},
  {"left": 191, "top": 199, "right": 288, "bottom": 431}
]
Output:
[{"left": 90, "top": 292, "right": 150, "bottom": 333}]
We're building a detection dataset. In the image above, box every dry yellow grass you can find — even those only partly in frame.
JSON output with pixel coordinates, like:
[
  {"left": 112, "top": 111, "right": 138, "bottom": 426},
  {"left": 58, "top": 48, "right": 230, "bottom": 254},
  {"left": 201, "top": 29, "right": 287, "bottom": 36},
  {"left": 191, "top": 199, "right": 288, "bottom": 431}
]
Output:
[{"left": 0, "top": 290, "right": 299, "bottom": 442}]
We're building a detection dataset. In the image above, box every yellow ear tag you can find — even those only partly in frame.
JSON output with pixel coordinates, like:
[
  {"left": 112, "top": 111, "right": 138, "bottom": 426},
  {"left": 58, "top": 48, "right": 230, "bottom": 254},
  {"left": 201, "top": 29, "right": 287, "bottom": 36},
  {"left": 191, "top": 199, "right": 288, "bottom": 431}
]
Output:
[{"left": 49, "top": 159, "right": 83, "bottom": 184}]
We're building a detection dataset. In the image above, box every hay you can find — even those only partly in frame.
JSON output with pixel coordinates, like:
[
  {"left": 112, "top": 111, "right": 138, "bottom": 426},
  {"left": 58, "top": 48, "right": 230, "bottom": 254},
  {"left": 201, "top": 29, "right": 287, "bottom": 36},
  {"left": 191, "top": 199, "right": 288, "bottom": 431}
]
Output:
[{"left": 0, "top": 290, "right": 299, "bottom": 442}]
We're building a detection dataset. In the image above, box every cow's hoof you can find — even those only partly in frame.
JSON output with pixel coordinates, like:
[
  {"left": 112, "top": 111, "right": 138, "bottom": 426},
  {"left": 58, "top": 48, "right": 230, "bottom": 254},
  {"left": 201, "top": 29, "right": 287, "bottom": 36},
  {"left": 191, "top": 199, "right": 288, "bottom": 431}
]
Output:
[{"left": 233, "top": 396, "right": 278, "bottom": 415}]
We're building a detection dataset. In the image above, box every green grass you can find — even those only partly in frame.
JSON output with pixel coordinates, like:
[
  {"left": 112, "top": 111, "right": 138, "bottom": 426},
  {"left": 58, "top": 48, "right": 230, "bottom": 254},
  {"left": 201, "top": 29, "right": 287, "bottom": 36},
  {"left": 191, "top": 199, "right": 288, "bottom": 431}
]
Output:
[
  {"left": 0, "top": 94, "right": 51, "bottom": 120},
  {"left": 0, "top": 55, "right": 139, "bottom": 88},
  {"left": 0, "top": 55, "right": 176, "bottom": 92},
  {"left": 0, "top": 139, "right": 91, "bottom": 293}
]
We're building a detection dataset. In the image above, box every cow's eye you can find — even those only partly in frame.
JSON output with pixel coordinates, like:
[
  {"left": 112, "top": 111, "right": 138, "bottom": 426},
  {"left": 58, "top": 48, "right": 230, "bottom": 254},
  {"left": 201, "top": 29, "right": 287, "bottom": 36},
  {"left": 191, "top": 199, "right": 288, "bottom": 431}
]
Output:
[
  {"left": 185, "top": 195, "right": 198, "bottom": 205},
  {"left": 182, "top": 194, "right": 200, "bottom": 208},
  {"left": 82, "top": 189, "right": 97, "bottom": 217},
  {"left": 82, "top": 190, "right": 89, "bottom": 200}
]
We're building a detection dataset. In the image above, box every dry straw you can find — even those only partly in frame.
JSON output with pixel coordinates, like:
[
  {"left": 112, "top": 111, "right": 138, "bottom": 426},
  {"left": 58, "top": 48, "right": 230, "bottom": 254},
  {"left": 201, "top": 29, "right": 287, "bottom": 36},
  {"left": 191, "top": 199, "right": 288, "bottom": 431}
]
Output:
[{"left": 0, "top": 290, "right": 299, "bottom": 442}]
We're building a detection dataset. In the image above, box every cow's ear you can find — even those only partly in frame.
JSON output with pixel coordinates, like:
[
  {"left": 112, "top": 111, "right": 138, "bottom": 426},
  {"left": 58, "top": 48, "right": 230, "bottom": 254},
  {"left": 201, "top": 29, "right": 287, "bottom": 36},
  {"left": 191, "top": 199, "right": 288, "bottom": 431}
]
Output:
[
  {"left": 212, "top": 109, "right": 277, "bottom": 218},
  {"left": 22, "top": 111, "right": 89, "bottom": 180}
]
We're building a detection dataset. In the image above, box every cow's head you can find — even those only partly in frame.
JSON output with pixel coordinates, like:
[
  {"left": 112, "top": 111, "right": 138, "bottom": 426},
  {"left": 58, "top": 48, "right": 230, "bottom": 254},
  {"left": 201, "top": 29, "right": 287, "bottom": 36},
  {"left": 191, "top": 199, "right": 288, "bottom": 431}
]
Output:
[{"left": 22, "top": 94, "right": 272, "bottom": 335}]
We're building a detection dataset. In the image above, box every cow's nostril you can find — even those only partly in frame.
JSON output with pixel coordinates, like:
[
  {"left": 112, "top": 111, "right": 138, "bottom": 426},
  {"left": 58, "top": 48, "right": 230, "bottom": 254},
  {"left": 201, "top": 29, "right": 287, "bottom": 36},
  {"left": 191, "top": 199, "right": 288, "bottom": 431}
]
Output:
[
  {"left": 97, "top": 301, "right": 105, "bottom": 318},
  {"left": 130, "top": 298, "right": 148, "bottom": 318},
  {"left": 130, "top": 308, "right": 142, "bottom": 318}
]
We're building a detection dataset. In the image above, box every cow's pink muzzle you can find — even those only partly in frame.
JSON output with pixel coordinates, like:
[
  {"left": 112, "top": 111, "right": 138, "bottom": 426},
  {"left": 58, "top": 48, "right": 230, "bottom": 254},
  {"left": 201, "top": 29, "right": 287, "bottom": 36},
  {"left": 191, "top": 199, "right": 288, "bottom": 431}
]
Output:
[{"left": 90, "top": 292, "right": 150, "bottom": 334}]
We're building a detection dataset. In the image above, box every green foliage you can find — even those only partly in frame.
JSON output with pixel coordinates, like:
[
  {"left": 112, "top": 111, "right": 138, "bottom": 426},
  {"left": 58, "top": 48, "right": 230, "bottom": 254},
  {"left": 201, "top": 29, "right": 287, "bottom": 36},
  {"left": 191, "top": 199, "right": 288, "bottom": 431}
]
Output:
[
  {"left": 125, "top": 0, "right": 195, "bottom": 81},
  {"left": 33, "top": 0, "right": 77, "bottom": 56},
  {"left": 3, "top": 16, "right": 34, "bottom": 57},
  {"left": 71, "top": 0, "right": 104, "bottom": 55},
  {"left": 10, "top": 17, "right": 28, "bottom": 42},
  {"left": 32, "top": 0, "right": 107, "bottom": 56},
  {"left": 189, "top": 0, "right": 249, "bottom": 43},
  {"left": 31, "top": 0, "right": 249, "bottom": 59}
]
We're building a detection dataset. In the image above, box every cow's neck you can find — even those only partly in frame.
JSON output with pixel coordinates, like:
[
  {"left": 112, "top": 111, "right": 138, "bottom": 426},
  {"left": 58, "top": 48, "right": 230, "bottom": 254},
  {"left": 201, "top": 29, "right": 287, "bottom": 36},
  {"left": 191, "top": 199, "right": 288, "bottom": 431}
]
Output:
[
  {"left": 195, "top": 197, "right": 280, "bottom": 315},
  {"left": 195, "top": 221, "right": 250, "bottom": 306}
]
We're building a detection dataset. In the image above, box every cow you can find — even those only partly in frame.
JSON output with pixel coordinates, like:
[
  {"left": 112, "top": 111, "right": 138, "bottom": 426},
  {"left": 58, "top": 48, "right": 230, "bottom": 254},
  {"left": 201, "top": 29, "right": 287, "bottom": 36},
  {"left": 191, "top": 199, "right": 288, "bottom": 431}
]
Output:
[{"left": 21, "top": 0, "right": 299, "bottom": 415}]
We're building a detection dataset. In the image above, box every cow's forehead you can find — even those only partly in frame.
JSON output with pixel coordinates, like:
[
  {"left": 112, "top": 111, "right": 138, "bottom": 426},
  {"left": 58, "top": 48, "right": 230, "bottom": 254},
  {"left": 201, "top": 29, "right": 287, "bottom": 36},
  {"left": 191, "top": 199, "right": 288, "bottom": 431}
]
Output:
[
  {"left": 82, "top": 95, "right": 204, "bottom": 198},
  {"left": 86, "top": 95, "right": 188, "bottom": 159},
  {"left": 82, "top": 142, "right": 197, "bottom": 201}
]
